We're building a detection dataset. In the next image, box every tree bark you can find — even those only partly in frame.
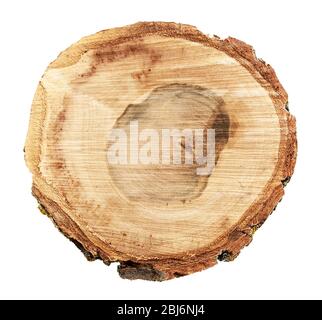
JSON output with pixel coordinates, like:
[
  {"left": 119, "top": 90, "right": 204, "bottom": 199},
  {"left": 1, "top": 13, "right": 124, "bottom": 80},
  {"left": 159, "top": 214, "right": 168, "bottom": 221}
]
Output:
[{"left": 25, "top": 22, "right": 297, "bottom": 280}]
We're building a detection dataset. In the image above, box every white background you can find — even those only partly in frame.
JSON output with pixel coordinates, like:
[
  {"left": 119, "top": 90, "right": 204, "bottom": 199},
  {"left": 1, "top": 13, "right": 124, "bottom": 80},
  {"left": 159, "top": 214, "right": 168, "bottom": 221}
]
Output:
[{"left": 0, "top": 0, "right": 321, "bottom": 300}]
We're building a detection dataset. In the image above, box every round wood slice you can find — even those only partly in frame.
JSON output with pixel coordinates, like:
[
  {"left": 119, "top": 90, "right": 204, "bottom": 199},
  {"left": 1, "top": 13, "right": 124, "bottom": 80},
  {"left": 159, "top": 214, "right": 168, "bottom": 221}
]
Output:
[{"left": 25, "top": 22, "right": 297, "bottom": 280}]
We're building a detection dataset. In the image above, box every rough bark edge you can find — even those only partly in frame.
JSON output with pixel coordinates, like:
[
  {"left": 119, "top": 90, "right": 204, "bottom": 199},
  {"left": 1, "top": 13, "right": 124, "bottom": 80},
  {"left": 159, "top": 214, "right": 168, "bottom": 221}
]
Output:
[{"left": 25, "top": 22, "right": 297, "bottom": 281}]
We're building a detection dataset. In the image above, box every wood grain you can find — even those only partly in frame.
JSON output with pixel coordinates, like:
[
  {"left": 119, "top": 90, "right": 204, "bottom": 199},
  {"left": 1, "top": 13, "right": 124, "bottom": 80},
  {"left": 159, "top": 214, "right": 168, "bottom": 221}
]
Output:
[{"left": 25, "top": 22, "right": 297, "bottom": 280}]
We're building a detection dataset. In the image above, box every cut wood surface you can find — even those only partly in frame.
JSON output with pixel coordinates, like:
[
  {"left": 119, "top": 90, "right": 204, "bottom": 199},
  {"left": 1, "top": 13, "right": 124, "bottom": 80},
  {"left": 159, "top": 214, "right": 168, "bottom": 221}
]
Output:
[{"left": 25, "top": 22, "right": 297, "bottom": 280}]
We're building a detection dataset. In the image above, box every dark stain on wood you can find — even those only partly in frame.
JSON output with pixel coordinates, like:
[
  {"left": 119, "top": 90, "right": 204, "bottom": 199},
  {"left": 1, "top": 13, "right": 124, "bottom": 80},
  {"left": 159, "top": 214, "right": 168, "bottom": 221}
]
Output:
[{"left": 108, "top": 83, "right": 230, "bottom": 203}]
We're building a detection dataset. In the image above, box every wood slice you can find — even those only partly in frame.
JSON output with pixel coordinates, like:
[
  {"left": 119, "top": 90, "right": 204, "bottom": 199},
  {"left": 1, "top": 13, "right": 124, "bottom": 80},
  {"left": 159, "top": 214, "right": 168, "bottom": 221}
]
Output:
[{"left": 25, "top": 22, "right": 297, "bottom": 280}]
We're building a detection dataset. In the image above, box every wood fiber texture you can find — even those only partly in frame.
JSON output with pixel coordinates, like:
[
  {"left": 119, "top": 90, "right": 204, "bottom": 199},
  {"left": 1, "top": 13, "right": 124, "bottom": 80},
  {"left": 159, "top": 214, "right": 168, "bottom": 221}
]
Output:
[{"left": 25, "top": 22, "right": 297, "bottom": 280}]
